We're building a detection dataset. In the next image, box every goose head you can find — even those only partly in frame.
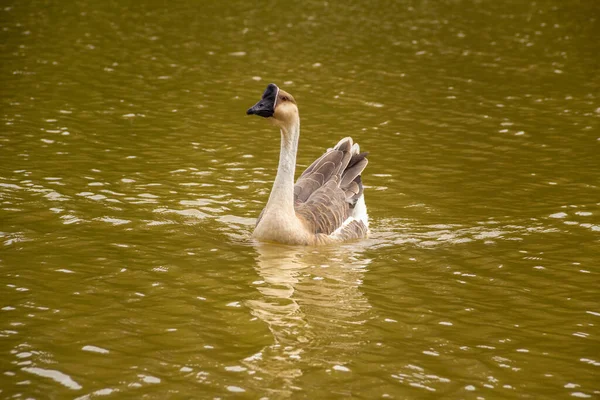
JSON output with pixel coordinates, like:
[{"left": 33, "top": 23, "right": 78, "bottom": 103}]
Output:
[{"left": 247, "top": 83, "right": 298, "bottom": 127}]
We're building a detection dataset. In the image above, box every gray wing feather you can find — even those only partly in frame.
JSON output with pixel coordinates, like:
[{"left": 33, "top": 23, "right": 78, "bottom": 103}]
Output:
[
  {"left": 294, "top": 149, "right": 350, "bottom": 203},
  {"left": 333, "top": 219, "right": 369, "bottom": 241},
  {"left": 296, "top": 178, "right": 349, "bottom": 235},
  {"left": 298, "top": 140, "right": 351, "bottom": 180},
  {"left": 294, "top": 138, "right": 368, "bottom": 237},
  {"left": 340, "top": 158, "right": 368, "bottom": 188}
]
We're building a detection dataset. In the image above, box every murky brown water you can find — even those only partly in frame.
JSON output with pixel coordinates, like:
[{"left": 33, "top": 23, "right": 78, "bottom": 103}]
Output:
[{"left": 1, "top": 0, "right": 599, "bottom": 398}]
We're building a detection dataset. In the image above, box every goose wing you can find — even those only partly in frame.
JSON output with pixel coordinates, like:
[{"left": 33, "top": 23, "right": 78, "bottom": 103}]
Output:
[{"left": 294, "top": 137, "right": 368, "bottom": 237}]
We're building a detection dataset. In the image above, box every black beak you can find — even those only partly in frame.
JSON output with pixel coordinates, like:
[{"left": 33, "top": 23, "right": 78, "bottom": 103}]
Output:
[{"left": 247, "top": 83, "right": 279, "bottom": 118}]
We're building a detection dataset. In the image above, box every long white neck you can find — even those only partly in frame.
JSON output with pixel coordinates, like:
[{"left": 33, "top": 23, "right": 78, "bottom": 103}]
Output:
[{"left": 264, "top": 118, "right": 300, "bottom": 217}]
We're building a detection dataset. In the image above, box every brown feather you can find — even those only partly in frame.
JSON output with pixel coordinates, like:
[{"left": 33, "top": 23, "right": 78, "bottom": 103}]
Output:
[
  {"left": 340, "top": 158, "right": 368, "bottom": 188},
  {"left": 334, "top": 219, "right": 369, "bottom": 241},
  {"left": 293, "top": 138, "right": 368, "bottom": 236}
]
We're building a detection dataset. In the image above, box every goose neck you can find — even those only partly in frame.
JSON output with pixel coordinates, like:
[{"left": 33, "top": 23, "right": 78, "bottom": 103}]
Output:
[{"left": 266, "top": 119, "right": 300, "bottom": 215}]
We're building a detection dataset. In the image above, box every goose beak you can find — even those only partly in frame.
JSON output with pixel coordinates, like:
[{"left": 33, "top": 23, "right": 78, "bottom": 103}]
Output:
[{"left": 247, "top": 83, "right": 279, "bottom": 118}]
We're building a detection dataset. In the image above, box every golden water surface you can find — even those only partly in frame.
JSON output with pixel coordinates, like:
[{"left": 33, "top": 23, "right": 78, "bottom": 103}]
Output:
[{"left": 1, "top": 1, "right": 599, "bottom": 398}]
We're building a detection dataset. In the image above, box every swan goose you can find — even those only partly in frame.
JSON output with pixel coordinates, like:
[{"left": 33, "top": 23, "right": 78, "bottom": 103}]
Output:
[{"left": 247, "top": 83, "right": 369, "bottom": 245}]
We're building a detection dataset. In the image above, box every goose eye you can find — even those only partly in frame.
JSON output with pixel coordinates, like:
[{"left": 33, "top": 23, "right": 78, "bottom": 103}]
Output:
[{"left": 281, "top": 96, "right": 288, "bottom": 102}]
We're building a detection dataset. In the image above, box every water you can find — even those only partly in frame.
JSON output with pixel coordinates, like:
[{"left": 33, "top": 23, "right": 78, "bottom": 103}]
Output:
[{"left": 1, "top": 0, "right": 599, "bottom": 398}]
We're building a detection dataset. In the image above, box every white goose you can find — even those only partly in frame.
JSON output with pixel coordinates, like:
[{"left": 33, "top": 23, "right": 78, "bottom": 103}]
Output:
[{"left": 247, "top": 83, "right": 369, "bottom": 245}]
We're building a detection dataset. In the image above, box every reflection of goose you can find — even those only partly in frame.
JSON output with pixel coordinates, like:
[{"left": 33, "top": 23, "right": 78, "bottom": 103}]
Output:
[
  {"left": 243, "top": 243, "right": 371, "bottom": 397},
  {"left": 246, "top": 84, "right": 369, "bottom": 245}
]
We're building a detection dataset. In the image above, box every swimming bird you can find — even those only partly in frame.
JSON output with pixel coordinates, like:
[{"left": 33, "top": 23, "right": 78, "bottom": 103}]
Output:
[{"left": 246, "top": 83, "right": 369, "bottom": 245}]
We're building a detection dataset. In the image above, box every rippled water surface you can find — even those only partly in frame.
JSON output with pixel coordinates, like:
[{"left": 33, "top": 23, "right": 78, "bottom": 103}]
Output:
[{"left": 1, "top": 0, "right": 599, "bottom": 398}]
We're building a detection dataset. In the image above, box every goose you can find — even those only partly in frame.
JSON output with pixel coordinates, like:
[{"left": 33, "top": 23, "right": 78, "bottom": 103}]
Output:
[{"left": 246, "top": 83, "right": 369, "bottom": 245}]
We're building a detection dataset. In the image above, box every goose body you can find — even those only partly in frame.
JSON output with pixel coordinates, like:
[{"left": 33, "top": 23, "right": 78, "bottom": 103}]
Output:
[{"left": 247, "top": 83, "right": 369, "bottom": 245}]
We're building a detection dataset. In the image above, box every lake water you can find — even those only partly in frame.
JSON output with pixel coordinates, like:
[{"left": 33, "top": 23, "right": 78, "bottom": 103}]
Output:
[{"left": 1, "top": 0, "right": 599, "bottom": 398}]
